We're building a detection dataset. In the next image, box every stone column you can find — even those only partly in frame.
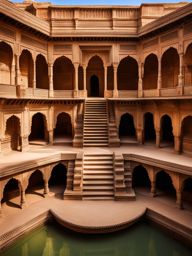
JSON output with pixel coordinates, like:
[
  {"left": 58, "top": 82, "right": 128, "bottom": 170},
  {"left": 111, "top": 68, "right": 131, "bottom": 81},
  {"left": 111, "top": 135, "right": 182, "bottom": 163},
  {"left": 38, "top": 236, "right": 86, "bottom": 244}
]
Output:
[
  {"left": 11, "top": 55, "right": 16, "bottom": 86},
  {"left": 138, "top": 62, "right": 143, "bottom": 97},
  {"left": 20, "top": 188, "right": 27, "bottom": 209},
  {"left": 113, "top": 65, "right": 118, "bottom": 98},
  {"left": 16, "top": 54, "right": 20, "bottom": 86},
  {"left": 33, "top": 60, "right": 36, "bottom": 95},
  {"left": 83, "top": 66, "right": 87, "bottom": 97},
  {"left": 136, "top": 129, "right": 143, "bottom": 144},
  {"left": 48, "top": 64, "right": 53, "bottom": 97},
  {"left": 174, "top": 136, "right": 181, "bottom": 154},
  {"left": 48, "top": 130, "right": 54, "bottom": 145},
  {"left": 178, "top": 53, "right": 184, "bottom": 95},
  {"left": 155, "top": 130, "right": 161, "bottom": 148},
  {"left": 157, "top": 57, "right": 162, "bottom": 95},
  {"left": 21, "top": 136, "right": 29, "bottom": 152},
  {"left": 151, "top": 181, "right": 156, "bottom": 197},
  {"left": 44, "top": 180, "right": 49, "bottom": 197},
  {"left": 176, "top": 189, "right": 183, "bottom": 209},
  {"left": 104, "top": 66, "right": 108, "bottom": 98},
  {"left": 73, "top": 63, "right": 79, "bottom": 98}
]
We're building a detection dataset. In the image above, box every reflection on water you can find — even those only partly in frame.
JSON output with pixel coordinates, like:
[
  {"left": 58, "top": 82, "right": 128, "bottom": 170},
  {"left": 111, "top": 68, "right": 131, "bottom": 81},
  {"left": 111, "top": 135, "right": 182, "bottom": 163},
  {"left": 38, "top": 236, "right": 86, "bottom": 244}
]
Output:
[{"left": 2, "top": 222, "right": 192, "bottom": 256}]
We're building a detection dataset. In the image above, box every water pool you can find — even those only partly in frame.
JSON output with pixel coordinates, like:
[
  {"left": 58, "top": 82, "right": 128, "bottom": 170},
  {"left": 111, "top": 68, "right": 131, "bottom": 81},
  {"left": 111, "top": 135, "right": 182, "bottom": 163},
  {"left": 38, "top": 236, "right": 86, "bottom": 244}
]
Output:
[{"left": 2, "top": 222, "right": 192, "bottom": 256}]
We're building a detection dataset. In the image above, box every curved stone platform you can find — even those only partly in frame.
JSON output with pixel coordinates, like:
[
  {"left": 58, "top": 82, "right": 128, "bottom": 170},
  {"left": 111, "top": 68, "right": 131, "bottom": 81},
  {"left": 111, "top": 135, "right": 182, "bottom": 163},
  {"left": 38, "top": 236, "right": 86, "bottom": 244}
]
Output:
[{"left": 51, "top": 200, "right": 146, "bottom": 233}]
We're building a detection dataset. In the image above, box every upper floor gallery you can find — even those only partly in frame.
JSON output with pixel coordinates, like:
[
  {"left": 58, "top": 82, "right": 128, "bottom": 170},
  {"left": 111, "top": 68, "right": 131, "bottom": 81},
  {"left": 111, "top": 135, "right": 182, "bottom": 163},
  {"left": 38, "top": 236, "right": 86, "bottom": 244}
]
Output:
[{"left": 0, "top": 0, "right": 192, "bottom": 99}]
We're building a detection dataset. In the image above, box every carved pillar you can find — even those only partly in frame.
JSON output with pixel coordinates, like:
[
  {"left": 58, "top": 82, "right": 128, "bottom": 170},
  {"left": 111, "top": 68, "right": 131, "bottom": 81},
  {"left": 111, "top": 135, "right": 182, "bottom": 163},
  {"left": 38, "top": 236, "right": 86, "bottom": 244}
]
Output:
[
  {"left": 176, "top": 189, "right": 183, "bottom": 209},
  {"left": 156, "top": 130, "right": 161, "bottom": 148},
  {"left": 83, "top": 66, "right": 87, "bottom": 97},
  {"left": 113, "top": 65, "right": 118, "bottom": 98},
  {"left": 48, "top": 64, "right": 53, "bottom": 97},
  {"left": 16, "top": 54, "right": 20, "bottom": 86},
  {"left": 178, "top": 53, "right": 184, "bottom": 95},
  {"left": 33, "top": 59, "right": 36, "bottom": 94},
  {"left": 174, "top": 136, "right": 181, "bottom": 154},
  {"left": 138, "top": 62, "right": 143, "bottom": 97},
  {"left": 48, "top": 130, "right": 54, "bottom": 145},
  {"left": 20, "top": 188, "right": 27, "bottom": 209},
  {"left": 11, "top": 54, "right": 16, "bottom": 85},
  {"left": 136, "top": 129, "right": 143, "bottom": 144},
  {"left": 104, "top": 66, "right": 107, "bottom": 97},
  {"left": 44, "top": 180, "right": 49, "bottom": 197},
  {"left": 157, "top": 57, "right": 162, "bottom": 95},
  {"left": 21, "top": 136, "right": 29, "bottom": 152},
  {"left": 73, "top": 63, "right": 79, "bottom": 98}
]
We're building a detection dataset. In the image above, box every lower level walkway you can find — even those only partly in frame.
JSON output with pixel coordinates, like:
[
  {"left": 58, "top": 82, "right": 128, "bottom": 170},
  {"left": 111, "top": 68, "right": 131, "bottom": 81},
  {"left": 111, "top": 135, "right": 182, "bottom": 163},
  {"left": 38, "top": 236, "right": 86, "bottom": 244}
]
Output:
[{"left": 0, "top": 189, "right": 192, "bottom": 240}]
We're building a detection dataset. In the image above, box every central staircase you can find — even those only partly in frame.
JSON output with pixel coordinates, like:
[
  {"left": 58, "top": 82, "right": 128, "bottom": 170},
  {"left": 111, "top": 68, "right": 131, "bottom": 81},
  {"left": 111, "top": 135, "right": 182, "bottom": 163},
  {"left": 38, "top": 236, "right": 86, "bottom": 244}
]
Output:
[
  {"left": 83, "top": 99, "right": 108, "bottom": 147},
  {"left": 83, "top": 153, "right": 114, "bottom": 200}
]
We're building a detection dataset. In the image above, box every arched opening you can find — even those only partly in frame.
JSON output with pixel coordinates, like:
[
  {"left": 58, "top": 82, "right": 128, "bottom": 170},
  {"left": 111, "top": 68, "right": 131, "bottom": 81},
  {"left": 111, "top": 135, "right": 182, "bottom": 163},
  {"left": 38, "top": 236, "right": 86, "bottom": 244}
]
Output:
[
  {"left": 1, "top": 178, "right": 20, "bottom": 209},
  {"left": 48, "top": 163, "right": 67, "bottom": 198},
  {"left": 54, "top": 112, "right": 73, "bottom": 144},
  {"left": 119, "top": 113, "right": 137, "bottom": 143},
  {"left": 182, "top": 178, "right": 192, "bottom": 209},
  {"left": 144, "top": 112, "right": 156, "bottom": 144},
  {"left": 26, "top": 170, "right": 44, "bottom": 198},
  {"left": 143, "top": 54, "right": 158, "bottom": 90},
  {"left": 181, "top": 116, "right": 192, "bottom": 154},
  {"left": 36, "top": 54, "right": 49, "bottom": 89},
  {"left": 184, "top": 43, "right": 192, "bottom": 87},
  {"left": 132, "top": 165, "right": 151, "bottom": 193},
  {"left": 53, "top": 56, "right": 74, "bottom": 90},
  {"left": 29, "top": 113, "right": 48, "bottom": 145},
  {"left": 87, "top": 56, "right": 104, "bottom": 97},
  {"left": 90, "top": 75, "right": 99, "bottom": 97},
  {"left": 5, "top": 115, "right": 21, "bottom": 151},
  {"left": 0, "top": 42, "right": 13, "bottom": 84},
  {"left": 156, "top": 171, "right": 176, "bottom": 199},
  {"left": 107, "top": 65, "right": 114, "bottom": 91},
  {"left": 78, "top": 66, "right": 83, "bottom": 90},
  {"left": 117, "top": 56, "right": 138, "bottom": 90},
  {"left": 161, "top": 48, "right": 179, "bottom": 88},
  {"left": 19, "top": 49, "right": 33, "bottom": 88},
  {"left": 160, "top": 115, "right": 174, "bottom": 148}
]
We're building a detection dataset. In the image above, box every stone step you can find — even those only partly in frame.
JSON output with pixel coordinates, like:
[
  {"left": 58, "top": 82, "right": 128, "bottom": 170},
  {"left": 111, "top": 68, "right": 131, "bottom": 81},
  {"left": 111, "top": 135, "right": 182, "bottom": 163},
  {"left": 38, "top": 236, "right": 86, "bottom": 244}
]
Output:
[
  {"left": 83, "top": 171, "right": 113, "bottom": 175},
  {"left": 84, "top": 165, "right": 113, "bottom": 170},
  {"left": 83, "top": 160, "right": 113, "bottom": 165},
  {"left": 84, "top": 156, "right": 113, "bottom": 160},
  {"left": 83, "top": 174, "right": 113, "bottom": 179},
  {"left": 83, "top": 191, "right": 114, "bottom": 196},
  {"left": 83, "top": 196, "right": 114, "bottom": 200},
  {"left": 83, "top": 143, "right": 108, "bottom": 147},
  {"left": 83, "top": 185, "right": 113, "bottom": 191},
  {"left": 83, "top": 180, "right": 114, "bottom": 185}
]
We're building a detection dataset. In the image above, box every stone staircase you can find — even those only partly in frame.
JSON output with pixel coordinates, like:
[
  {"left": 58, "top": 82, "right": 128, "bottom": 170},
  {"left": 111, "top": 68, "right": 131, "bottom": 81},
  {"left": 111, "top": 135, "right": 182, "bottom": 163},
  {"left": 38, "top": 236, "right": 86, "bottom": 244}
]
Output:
[
  {"left": 82, "top": 153, "right": 114, "bottom": 200},
  {"left": 83, "top": 99, "right": 108, "bottom": 147}
]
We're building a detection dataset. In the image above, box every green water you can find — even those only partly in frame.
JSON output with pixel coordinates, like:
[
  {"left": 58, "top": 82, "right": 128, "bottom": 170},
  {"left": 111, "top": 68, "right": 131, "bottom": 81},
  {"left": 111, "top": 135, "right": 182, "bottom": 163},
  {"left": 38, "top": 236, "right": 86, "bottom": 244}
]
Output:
[{"left": 2, "top": 222, "right": 192, "bottom": 256}]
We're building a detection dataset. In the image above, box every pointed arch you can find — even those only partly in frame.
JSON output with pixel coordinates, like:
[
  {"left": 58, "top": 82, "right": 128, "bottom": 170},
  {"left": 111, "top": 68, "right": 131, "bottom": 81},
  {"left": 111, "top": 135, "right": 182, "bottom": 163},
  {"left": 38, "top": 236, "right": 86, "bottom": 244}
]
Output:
[
  {"left": 53, "top": 56, "right": 74, "bottom": 90},
  {"left": 5, "top": 115, "right": 21, "bottom": 151},
  {"left": 36, "top": 54, "right": 49, "bottom": 89},
  {"left": 117, "top": 56, "right": 138, "bottom": 90},
  {"left": 19, "top": 49, "right": 34, "bottom": 88},
  {"left": 0, "top": 41, "right": 13, "bottom": 84},
  {"left": 29, "top": 113, "right": 48, "bottom": 144},
  {"left": 143, "top": 54, "right": 158, "bottom": 90},
  {"left": 87, "top": 55, "right": 104, "bottom": 97},
  {"left": 161, "top": 47, "right": 179, "bottom": 88}
]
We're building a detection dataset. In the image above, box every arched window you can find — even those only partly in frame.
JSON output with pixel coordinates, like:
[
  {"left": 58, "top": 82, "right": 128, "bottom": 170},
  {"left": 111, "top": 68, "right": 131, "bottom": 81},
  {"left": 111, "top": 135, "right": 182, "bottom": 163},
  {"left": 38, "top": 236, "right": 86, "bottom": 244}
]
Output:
[
  {"left": 19, "top": 49, "right": 34, "bottom": 88},
  {"left": 0, "top": 42, "right": 13, "bottom": 84},
  {"left": 143, "top": 54, "right": 158, "bottom": 90}
]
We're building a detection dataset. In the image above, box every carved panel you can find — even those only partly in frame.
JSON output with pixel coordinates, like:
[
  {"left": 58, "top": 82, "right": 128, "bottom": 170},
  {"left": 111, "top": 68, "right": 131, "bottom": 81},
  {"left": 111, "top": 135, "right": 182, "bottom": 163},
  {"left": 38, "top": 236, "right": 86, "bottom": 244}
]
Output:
[
  {"left": 79, "top": 9, "right": 111, "bottom": 19},
  {"left": 21, "top": 35, "right": 47, "bottom": 50},
  {"left": 143, "top": 38, "right": 158, "bottom": 49},
  {"left": 54, "top": 44, "right": 72, "bottom": 53},
  {"left": 160, "top": 31, "right": 178, "bottom": 43},
  {"left": 0, "top": 25, "right": 15, "bottom": 39},
  {"left": 116, "top": 9, "right": 139, "bottom": 19},
  {"left": 120, "top": 45, "right": 137, "bottom": 51},
  {"left": 51, "top": 9, "right": 74, "bottom": 19},
  {"left": 184, "top": 22, "right": 192, "bottom": 35}
]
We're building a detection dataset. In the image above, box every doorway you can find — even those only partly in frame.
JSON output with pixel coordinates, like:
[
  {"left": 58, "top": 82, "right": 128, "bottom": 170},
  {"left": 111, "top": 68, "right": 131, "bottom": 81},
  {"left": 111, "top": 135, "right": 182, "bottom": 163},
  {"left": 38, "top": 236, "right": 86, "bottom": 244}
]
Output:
[{"left": 90, "top": 75, "right": 100, "bottom": 97}]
